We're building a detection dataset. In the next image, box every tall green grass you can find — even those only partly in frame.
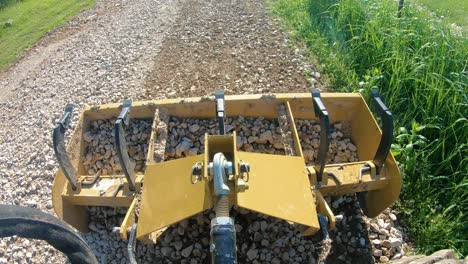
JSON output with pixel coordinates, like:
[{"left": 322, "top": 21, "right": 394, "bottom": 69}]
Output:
[{"left": 271, "top": 0, "right": 467, "bottom": 256}]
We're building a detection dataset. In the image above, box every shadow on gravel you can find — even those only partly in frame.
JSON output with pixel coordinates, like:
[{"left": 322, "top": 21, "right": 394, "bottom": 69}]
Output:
[
  {"left": 325, "top": 194, "right": 374, "bottom": 264},
  {"left": 82, "top": 194, "right": 375, "bottom": 264}
]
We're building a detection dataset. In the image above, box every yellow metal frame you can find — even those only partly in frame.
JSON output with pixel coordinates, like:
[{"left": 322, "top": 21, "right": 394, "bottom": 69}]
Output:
[{"left": 51, "top": 93, "right": 401, "bottom": 241}]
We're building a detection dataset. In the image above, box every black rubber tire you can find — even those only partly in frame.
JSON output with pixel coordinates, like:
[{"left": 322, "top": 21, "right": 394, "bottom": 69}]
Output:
[{"left": 0, "top": 204, "right": 98, "bottom": 264}]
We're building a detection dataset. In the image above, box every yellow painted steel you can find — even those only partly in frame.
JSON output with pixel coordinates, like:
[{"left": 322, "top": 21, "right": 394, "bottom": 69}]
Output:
[
  {"left": 236, "top": 152, "right": 320, "bottom": 232},
  {"left": 315, "top": 191, "right": 335, "bottom": 230},
  {"left": 52, "top": 169, "right": 88, "bottom": 232},
  {"left": 285, "top": 101, "right": 303, "bottom": 158},
  {"left": 365, "top": 157, "right": 400, "bottom": 217},
  {"left": 137, "top": 154, "right": 213, "bottom": 239},
  {"left": 316, "top": 162, "right": 389, "bottom": 196},
  {"left": 120, "top": 198, "right": 137, "bottom": 240},
  {"left": 50, "top": 92, "right": 401, "bottom": 239},
  {"left": 303, "top": 191, "right": 335, "bottom": 236}
]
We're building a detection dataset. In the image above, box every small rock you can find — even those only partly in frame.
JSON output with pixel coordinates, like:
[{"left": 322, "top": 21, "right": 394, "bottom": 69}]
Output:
[
  {"left": 251, "top": 221, "right": 260, "bottom": 232},
  {"left": 298, "top": 245, "right": 305, "bottom": 253},
  {"left": 174, "top": 241, "right": 183, "bottom": 251},
  {"left": 188, "top": 147, "right": 199, "bottom": 156},
  {"left": 382, "top": 240, "right": 392, "bottom": 248},
  {"left": 346, "top": 142, "right": 357, "bottom": 152},
  {"left": 257, "top": 130, "right": 273, "bottom": 144},
  {"left": 176, "top": 139, "right": 192, "bottom": 156},
  {"left": 380, "top": 256, "right": 389, "bottom": 263},
  {"left": 379, "top": 228, "right": 389, "bottom": 236},
  {"left": 390, "top": 238, "right": 402, "bottom": 248},
  {"left": 189, "top": 124, "right": 200, "bottom": 133},
  {"left": 247, "top": 248, "right": 258, "bottom": 260},
  {"left": 161, "top": 246, "right": 172, "bottom": 257},
  {"left": 181, "top": 245, "right": 193, "bottom": 258},
  {"left": 373, "top": 249, "right": 383, "bottom": 257}
]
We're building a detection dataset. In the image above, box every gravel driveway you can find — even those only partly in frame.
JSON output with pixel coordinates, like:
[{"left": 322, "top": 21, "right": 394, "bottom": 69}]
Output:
[{"left": 0, "top": 0, "right": 410, "bottom": 263}]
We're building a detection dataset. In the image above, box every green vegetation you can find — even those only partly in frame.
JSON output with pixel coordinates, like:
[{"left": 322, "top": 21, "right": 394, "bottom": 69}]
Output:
[
  {"left": 0, "top": 0, "right": 17, "bottom": 9},
  {"left": 415, "top": 0, "right": 467, "bottom": 29},
  {"left": 270, "top": 0, "right": 467, "bottom": 256},
  {"left": 0, "top": 0, "right": 94, "bottom": 71}
]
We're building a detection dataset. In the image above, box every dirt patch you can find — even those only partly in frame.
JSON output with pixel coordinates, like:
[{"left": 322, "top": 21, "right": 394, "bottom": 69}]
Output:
[{"left": 143, "top": 0, "right": 322, "bottom": 99}]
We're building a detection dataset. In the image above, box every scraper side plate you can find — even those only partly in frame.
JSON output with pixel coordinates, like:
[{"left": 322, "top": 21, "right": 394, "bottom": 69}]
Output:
[
  {"left": 137, "top": 155, "right": 212, "bottom": 238},
  {"left": 236, "top": 152, "right": 319, "bottom": 232}
]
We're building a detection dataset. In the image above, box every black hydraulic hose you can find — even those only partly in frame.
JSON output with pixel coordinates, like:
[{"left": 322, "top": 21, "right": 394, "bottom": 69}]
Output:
[
  {"left": 127, "top": 224, "right": 138, "bottom": 264},
  {"left": 211, "top": 219, "right": 237, "bottom": 264},
  {"left": 0, "top": 204, "right": 98, "bottom": 264}
]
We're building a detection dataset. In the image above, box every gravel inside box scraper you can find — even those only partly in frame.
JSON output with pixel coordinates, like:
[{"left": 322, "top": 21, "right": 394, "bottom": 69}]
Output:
[
  {"left": 86, "top": 113, "right": 404, "bottom": 264},
  {"left": 82, "top": 119, "right": 152, "bottom": 175}
]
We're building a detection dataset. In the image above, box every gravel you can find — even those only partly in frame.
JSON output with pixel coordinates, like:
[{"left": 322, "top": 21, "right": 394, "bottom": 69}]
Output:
[
  {"left": 296, "top": 120, "right": 358, "bottom": 165},
  {"left": 325, "top": 195, "right": 410, "bottom": 263},
  {"left": 0, "top": 0, "right": 413, "bottom": 263},
  {"left": 144, "top": 0, "right": 321, "bottom": 98},
  {"left": 83, "top": 119, "right": 152, "bottom": 175}
]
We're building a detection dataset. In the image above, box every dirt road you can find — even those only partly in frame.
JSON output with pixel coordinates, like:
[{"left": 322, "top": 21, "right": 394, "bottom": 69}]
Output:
[{"left": 143, "top": 0, "right": 319, "bottom": 99}]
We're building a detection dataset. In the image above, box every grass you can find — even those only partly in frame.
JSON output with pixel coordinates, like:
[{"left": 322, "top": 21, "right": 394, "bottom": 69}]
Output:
[
  {"left": 270, "top": 0, "right": 467, "bottom": 257},
  {"left": 415, "top": 0, "right": 467, "bottom": 29},
  {"left": 0, "top": 0, "right": 95, "bottom": 71}
]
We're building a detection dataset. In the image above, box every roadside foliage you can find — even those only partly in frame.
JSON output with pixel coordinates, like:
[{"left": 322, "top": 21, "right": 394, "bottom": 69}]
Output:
[{"left": 271, "top": 0, "right": 467, "bottom": 256}]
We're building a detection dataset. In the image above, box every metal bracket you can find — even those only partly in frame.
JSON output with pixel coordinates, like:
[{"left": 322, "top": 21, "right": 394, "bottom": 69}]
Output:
[
  {"left": 215, "top": 90, "right": 226, "bottom": 135},
  {"left": 81, "top": 171, "right": 101, "bottom": 187},
  {"left": 358, "top": 162, "right": 377, "bottom": 183},
  {"left": 327, "top": 171, "right": 342, "bottom": 185},
  {"left": 312, "top": 89, "right": 331, "bottom": 183},
  {"left": 371, "top": 90, "right": 393, "bottom": 173},
  {"left": 114, "top": 99, "right": 136, "bottom": 191},
  {"left": 53, "top": 104, "right": 78, "bottom": 190}
]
